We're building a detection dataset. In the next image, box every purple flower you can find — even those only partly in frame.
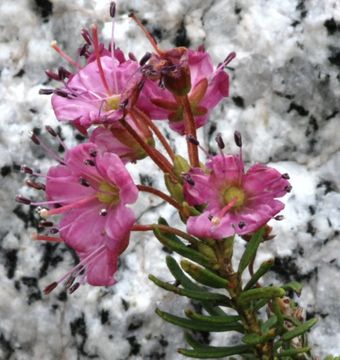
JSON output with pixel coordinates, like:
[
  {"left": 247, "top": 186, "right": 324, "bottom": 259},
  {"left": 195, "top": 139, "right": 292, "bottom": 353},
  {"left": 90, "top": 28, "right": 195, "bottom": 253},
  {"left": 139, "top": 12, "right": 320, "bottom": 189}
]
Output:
[
  {"left": 184, "top": 154, "right": 291, "bottom": 240},
  {"left": 38, "top": 143, "right": 138, "bottom": 288},
  {"left": 138, "top": 48, "right": 234, "bottom": 134}
]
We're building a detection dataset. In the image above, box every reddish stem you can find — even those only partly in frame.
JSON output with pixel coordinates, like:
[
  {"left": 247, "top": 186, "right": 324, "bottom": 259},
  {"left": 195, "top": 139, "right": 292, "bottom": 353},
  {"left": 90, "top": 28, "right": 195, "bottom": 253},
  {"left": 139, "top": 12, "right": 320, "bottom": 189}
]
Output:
[
  {"left": 137, "top": 184, "right": 182, "bottom": 210},
  {"left": 129, "top": 13, "right": 164, "bottom": 56},
  {"left": 131, "top": 108, "right": 175, "bottom": 161},
  {"left": 121, "top": 117, "right": 174, "bottom": 175},
  {"left": 181, "top": 96, "right": 200, "bottom": 167}
]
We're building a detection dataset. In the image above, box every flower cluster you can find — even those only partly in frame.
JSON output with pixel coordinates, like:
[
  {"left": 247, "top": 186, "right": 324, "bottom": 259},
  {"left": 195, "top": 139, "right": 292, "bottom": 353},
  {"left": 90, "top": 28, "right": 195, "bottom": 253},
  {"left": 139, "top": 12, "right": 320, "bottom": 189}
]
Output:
[{"left": 18, "top": 3, "right": 291, "bottom": 294}]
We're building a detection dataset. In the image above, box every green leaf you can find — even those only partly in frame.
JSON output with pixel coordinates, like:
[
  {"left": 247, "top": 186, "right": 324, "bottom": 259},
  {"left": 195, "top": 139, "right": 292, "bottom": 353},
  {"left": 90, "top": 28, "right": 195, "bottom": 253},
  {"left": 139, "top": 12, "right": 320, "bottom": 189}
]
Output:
[
  {"left": 181, "top": 260, "right": 228, "bottom": 288},
  {"left": 277, "top": 346, "right": 310, "bottom": 357},
  {"left": 178, "top": 344, "right": 252, "bottom": 358},
  {"left": 238, "top": 228, "right": 265, "bottom": 275},
  {"left": 149, "top": 274, "right": 231, "bottom": 305},
  {"left": 239, "top": 287, "right": 285, "bottom": 305},
  {"left": 252, "top": 298, "right": 269, "bottom": 312},
  {"left": 185, "top": 310, "right": 240, "bottom": 324},
  {"left": 282, "top": 281, "right": 303, "bottom": 296},
  {"left": 261, "top": 315, "right": 278, "bottom": 333},
  {"left": 242, "top": 332, "right": 274, "bottom": 345},
  {"left": 244, "top": 259, "right": 274, "bottom": 290},
  {"left": 156, "top": 308, "right": 244, "bottom": 332},
  {"left": 282, "top": 318, "right": 318, "bottom": 341},
  {"left": 153, "top": 227, "right": 214, "bottom": 269},
  {"left": 165, "top": 256, "right": 226, "bottom": 316},
  {"left": 272, "top": 299, "right": 284, "bottom": 333}
]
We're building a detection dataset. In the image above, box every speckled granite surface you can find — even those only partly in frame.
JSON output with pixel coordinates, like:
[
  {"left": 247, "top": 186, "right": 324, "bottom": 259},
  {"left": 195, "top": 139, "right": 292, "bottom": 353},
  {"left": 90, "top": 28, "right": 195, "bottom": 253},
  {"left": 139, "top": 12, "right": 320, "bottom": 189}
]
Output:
[{"left": 0, "top": 0, "right": 340, "bottom": 359}]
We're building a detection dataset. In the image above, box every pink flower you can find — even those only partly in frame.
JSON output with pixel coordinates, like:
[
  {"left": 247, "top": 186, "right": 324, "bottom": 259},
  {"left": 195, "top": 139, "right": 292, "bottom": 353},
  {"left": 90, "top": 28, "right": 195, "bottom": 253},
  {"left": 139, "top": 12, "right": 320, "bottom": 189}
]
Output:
[
  {"left": 51, "top": 56, "right": 140, "bottom": 129},
  {"left": 138, "top": 48, "right": 234, "bottom": 134},
  {"left": 183, "top": 154, "right": 291, "bottom": 240},
  {"left": 90, "top": 114, "right": 154, "bottom": 163},
  {"left": 38, "top": 142, "right": 138, "bottom": 288}
]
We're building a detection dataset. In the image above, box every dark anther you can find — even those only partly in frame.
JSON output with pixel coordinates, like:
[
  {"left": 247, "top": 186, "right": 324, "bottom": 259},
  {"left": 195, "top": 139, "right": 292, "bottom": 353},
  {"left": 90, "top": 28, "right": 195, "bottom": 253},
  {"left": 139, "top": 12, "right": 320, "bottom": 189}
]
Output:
[
  {"left": 84, "top": 159, "right": 95, "bottom": 166},
  {"left": 89, "top": 149, "right": 97, "bottom": 157},
  {"left": 187, "top": 135, "right": 200, "bottom": 146},
  {"left": 79, "top": 177, "right": 90, "bottom": 187},
  {"left": 234, "top": 131, "right": 242, "bottom": 147},
  {"left": 21, "top": 165, "right": 33, "bottom": 174},
  {"left": 208, "top": 214, "right": 213, "bottom": 221},
  {"left": 285, "top": 185, "right": 292, "bottom": 193},
  {"left": 281, "top": 173, "right": 290, "bottom": 180},
  {"left": 45, "top": 125, "right": 57, "bottom": 137},
  {"left": 39, "top": 221, "right": 54, "bottom": 227},
  {"left": 100, "top": 209, "right": 108, "bottom": 216},
  {"left": 26, "top": 180, "right": 45, "bottom": 191},
  {"left": 223, "top": 52, "right": 237, "bottom": 67},
  {"left": 54, "top": 89, "right": 69, "bottom": 98},
  {"left": 161, "top": 65, "right": 177, "bottom": 75},
  {"left": 58, "top": 66, "right": 71, "bottom": 79},
  {"left": 45, "top": 70, "right": 60, "bottom": 81},
  {"left": 39, "top": 88, "right": 54, "bottom": 95},
  {"left": 64, "top": 276, "right": 75, "bottom": 289},
  {"left": 30, "top": 132, "right": 41, "bottom": 145},
  {"left": 274, "top": 215, "right": 284, "bottom": 221},
  {"left": 79, "top": 43, "right": 89, "bottom": 57},
  {"left": 49, "top": 228, "right": 59, "bottom": 234},
  {"left": 69, "top": 282, "right": 80, "bottom": 294},
  {"left": 120, "top": 98, "right": 129, "bottom": 109},
  {"left": 238, "top": 221, "right": 246, "bottom": 229},
  {"left": 139, "top": 52, "right": 152, "bottom": 66},
  {"left": 110, "top": 2, "right": 116, "bottom": 17},
  {"left": 182, "top": 173, "right": 195, "bottom": 186},
  {"left": 43, "top": 282, "right": 58, "bottom": 295},
  {"left": 81, "top": 28, "right": 92, "bottom": 45},
  {"left": 15, "top": 195, "right": 31, "bottom": 205},
  {"left": 128, "top": 52, "right": 137, "bottom": 61},
  {"left": 215, "top": 133, "right": 225, "bottom": 149}
]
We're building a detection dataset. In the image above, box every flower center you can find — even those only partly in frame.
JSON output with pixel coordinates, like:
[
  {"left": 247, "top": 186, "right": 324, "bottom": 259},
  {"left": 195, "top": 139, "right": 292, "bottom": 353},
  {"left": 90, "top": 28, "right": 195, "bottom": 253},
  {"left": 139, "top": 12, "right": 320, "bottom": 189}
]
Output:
[
  {"left": 223, "top": 186, "right": 246, "bottom": 209},
  {"left": 96, "top": 182, "right": 120, "bottom": 205},
  {"left": 104, "top": 95, "right": 121, "bottom": 111}
]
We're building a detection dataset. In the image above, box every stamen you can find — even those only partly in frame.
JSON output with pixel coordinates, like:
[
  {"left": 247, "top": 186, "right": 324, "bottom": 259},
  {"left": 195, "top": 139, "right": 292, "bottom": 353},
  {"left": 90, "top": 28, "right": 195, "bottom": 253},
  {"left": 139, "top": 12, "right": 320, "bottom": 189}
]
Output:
[
  {"left": 49, "top": 228, "right": 59, "bottom": 234},
  {"left": 215, "top": 133, "right": 225, "bottom": 149},
  {"left": 43, "top": 282, "right": 58, "bottom": 295},
  {"left": 39, "top": 221, "right": 54, "bottom": 228},
  {"left": 234, "top": 131, "right": 242, "bottom": 148},
  {"left": 128, "top": 52, "right": 137, "bottom": 61},
  {"left": 38, "top": 195, "right": 97, "bottom": 218},
  {"left": 51, "top": 41, "right": 80, "bottom": 68},
  {"left": 275, "top": 215, "right": 284, "bottom": 221},
  {"left": 238, "top": 221, "right": 246, "bottom": 229},
  {"left": 282, "top": 173, "right": 290, "bottom": 180},
  {"left": 54, "top": 89, "right": 70, "bottom": 98},
  {"left": 15, "top": 195, "right": 31, "bottom": 205},
  {"left": 81, "top": 28, "right": 92, "bottom": 45},
  {"left": 284, "top": 185, "right": 292, "bottom": 193},
  {"left": 69, "top": 283, "right": 80, "bottom": 294},
  {"left": 109, "top": 2, "right": 116, "bottom": 18},
  {"left": 21, "top": 165, "right": 33, "bottom": 174},
  {"left": 26, "top": 179, "right": 46, "bottom": 190},
  {"left": 84, "top": 159, "right": 95, "bottom": 166},
  {"left": 33, "top": 234, "right": 64, "bottom": 243},
  {"left": 45, "top": 70, "right": 60, "bottom": 81},
  {"left": 79, "top": 177, "right": 90, "bottom": 187},
  {"left": 45, "top": 125, "right": 57, "bottom": 137},
  {"left": 89, "top": 149, "right": 97, "bottom": 157},
  {"left": 29, "top": 131, "right": 65, "bottom": 164},
  {"left": 79, "top": 43, "right": 89, "bottom": 57},
  {"left": 58, "top": 66, "right": 71, "bottom": 80},
  {"left": 139, "top": 52, "right": 152, "bottom": 66},
  {"left": 39, "top": 88, "right": 54, "bottom": 95},
  {"left": 100, "top": 209, "right": 107, "bottom": 216}
]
